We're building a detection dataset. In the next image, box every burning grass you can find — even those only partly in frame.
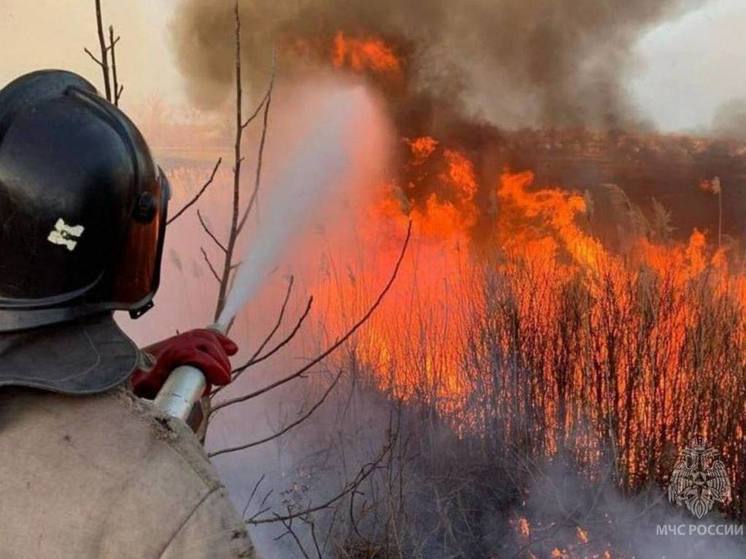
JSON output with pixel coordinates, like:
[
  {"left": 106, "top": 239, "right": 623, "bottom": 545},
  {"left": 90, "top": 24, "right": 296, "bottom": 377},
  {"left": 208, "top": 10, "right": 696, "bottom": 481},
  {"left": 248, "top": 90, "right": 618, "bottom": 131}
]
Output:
[
  {"left": 149, "top": 110, "right": 746, "bottom": 558},
  {"left": 292, "top": 163, "right": 746, "bottom": 556},
  {"left": 311, "top": 165, "right": 746, "bottom": 524}
]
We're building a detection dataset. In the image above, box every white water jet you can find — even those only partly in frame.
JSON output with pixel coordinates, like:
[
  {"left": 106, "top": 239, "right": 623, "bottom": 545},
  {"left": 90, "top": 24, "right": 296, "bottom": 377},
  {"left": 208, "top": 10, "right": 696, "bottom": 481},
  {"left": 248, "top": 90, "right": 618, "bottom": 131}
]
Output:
[{"left": 216, "top": 85, "right": 381, "bottom": 329}]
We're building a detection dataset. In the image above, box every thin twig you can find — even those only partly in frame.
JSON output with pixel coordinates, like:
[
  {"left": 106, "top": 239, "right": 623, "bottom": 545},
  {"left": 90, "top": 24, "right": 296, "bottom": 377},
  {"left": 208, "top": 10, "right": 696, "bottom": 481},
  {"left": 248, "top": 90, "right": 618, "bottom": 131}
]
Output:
[
  {"left": 198, "top": 210, "right": 228, "bottom": 253},
  {"left": 305, "top": 519, "right": 323, "bottom": 559},
  {"left": 281, "top": 517, "right": 311, "bottom": 559},
  {"left": 167, "top": 158, "right": 223, "bottom": 225},
  {"left": 211, "top": 221, "right": 412, "bottom": 415},
  {"left": 244, "top": 276, "right": 295, "bottom": 365},
  {"left": 201, "top": 247, "right": 221, "bottom": 283},
  {"left": 93, "top": 0, "right": 111, "bottom": 101},
  {"left": 237, "top": 55, "right": 276, "bottom": 236},
  {"left": 108, "top": 26, "right": 122, "bottom": 106},
  {"left": 242, "top": 87, "right": 271, "bottom": 130},
  {"left": 214, "top": 0, "right": 244, "bottom": 321},
  {"left": 209, "top": 276, "right": 297, "bottom": 398},
  {"left": 247, "top": 426, "right": 397, "bottom": 525},
  {"left": 211, "top": 293, "right": 313, "bottom": 400},
  {"left": 242, "top": 474, "right": 266, "bottom": 519},
  {"left": 209, "top": 368, "right": 344, "bottom": 457},
  {"left": 232, "top": 295, "right": 314, "bottom": 375},
  {"left": 83, "top": 48, "right": 103, "bottom": 67},
  {"left": 210, "top": 276, "right": 296, "bottom": 398}
]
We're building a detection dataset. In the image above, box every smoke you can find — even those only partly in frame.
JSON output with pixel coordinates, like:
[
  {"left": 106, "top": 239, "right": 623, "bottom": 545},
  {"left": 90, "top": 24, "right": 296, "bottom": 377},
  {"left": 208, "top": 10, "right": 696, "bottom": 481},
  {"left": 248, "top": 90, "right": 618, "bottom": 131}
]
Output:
[
  {"left": 711, "top": 97, "right": 746, "bottom": 141},
  {"left": 514, "top": 458, "right": 746, "bottom": 559},
  {"left": 171, "top": 0, "right": 706, "bottom": 130}
]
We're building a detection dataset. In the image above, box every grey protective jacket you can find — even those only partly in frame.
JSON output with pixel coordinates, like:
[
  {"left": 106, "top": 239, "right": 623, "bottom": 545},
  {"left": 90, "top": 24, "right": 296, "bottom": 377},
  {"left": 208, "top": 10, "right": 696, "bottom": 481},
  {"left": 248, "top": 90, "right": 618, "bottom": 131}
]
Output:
[{"left": 0, "top": 386, "right": 255, "bottom": 558}]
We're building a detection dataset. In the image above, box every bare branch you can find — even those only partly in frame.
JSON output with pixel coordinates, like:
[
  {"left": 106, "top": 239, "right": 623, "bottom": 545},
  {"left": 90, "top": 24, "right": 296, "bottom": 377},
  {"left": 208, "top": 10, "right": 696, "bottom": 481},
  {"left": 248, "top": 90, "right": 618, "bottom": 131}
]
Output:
[
  {"left": 279, "top": 518, "right": 311, "bottom": 559},
  {"left": 83, "top": 48, "right": 103, "bottom": 67},
  {"left": 210, "top": 284, "right": 309, "bottom": 398},
  {"left": 106, "top": 34, "right": 121, "bottom": 51},
  {"left": 108, "top": 25, "right": 122, "bottom": 106},
  {"left": 246, "top": 426, "right": 397, "bottom": 525},
  {"left": 93, "top": 0, "right": 111, "bottom": 101},
  {"left": 210, "top": 275, "right": 298, "bottom": 395},
  {"left": 242, "top": 474, "right": 266, "bottom": 519},
  {"left": 241, "top": 92, "right": 268, "bottom": 130},
  {"left": 201, "top": 247, "right": 221, "bottom": 283},
  {"left": 232, "top": 295, "right": 314, "bottom": 374},
  {"left": 167, "top": 158, "right": 223, "bottom": 225},
  {"left": 211, "top": 221, "right": 412, "bottom": 415},
  {"left": 214, "top": 0, "right": 245, "bottom": 321},
  {"left": 247, "top": 276, "right": 294, "bottom": 363},
  {"left": 198, "top": 210, "right": 228, "bottom": 253},
  {"left": 237, "top": 52, "right": 276, "bottom": 236},
  {"left": 209, "top": 368, "right": 344, "bottom": 458}
]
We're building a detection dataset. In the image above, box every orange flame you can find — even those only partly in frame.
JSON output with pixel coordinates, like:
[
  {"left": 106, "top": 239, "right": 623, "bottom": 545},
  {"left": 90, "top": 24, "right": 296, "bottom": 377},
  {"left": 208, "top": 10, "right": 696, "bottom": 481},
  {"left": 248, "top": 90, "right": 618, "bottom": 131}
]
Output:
[
  {"left": 307, "top": 127, "right": 746, "bottom": 506},
  {"left": 443, "top": 149, "right": 478, "bottom": 201},
  {"left": 407, "top": 136, "right": 438, "bottom": 162},
  {"left": 332, "top": 31, "right": 402, "bottom": 76}
]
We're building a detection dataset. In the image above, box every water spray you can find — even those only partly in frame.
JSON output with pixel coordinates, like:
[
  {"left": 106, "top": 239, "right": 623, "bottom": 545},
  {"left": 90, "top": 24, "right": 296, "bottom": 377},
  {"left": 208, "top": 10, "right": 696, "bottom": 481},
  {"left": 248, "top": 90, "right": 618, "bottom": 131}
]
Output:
[{"left": 153, "top": 86, "right": 381, "bottom": 427}]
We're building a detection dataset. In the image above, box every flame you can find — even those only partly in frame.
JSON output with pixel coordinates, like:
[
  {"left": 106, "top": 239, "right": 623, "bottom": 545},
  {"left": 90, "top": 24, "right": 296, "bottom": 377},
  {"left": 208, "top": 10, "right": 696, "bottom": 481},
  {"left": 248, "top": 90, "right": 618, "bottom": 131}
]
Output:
[
  {"left": 497, "top": 171, "right": 605, "bottom": 272},
  {"left": 282, "top": 45, "right": 746, "bottom": 515},
  {"left": 443, "top": 149, "right": 478, "bottom": 201},
  {"left": 408, "top": 136, "right": 438, "bottom": 161},
  {"left": 332, "top": 31, "right": 402, "bottom": 76},
  {"left": 309, "top": 141, "right": 746, "bottom": 491},
  {"left": 576, "top": 526, "right": 589, "bottom": 544},
  {"left": 517, "top": 517, "right": 531, "bottom": 538}
]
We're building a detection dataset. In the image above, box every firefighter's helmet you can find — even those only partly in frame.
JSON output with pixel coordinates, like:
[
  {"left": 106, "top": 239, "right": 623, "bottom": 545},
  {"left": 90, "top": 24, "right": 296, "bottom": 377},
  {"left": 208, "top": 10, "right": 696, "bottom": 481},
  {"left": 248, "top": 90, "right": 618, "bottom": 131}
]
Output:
[{"left": 0, "top": 70, "right": 170, "bottom": 332}]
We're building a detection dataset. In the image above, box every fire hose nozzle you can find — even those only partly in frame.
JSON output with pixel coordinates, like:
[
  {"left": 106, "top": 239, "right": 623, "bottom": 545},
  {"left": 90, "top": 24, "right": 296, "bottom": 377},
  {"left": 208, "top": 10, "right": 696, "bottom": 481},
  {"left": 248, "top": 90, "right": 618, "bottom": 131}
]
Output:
[
  {"left": 152, "top": 364, "right": 207, "bottom": 423},
  {"left": 153, "top": 323, "right": 225, "bottom": 425}
]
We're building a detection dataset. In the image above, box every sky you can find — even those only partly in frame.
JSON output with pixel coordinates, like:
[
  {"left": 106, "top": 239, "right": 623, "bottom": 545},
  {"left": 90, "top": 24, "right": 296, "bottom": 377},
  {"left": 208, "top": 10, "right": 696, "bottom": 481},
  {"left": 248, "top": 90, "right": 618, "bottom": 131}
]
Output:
[
  {"left": 631, "top": 0, "right": 746, "bottom": 132},
  {"left": 0, "top": 0, "right": 744, "bottom": 133},
  {"left": 0, "top": 0, "right": 186, "bottom": 109}
]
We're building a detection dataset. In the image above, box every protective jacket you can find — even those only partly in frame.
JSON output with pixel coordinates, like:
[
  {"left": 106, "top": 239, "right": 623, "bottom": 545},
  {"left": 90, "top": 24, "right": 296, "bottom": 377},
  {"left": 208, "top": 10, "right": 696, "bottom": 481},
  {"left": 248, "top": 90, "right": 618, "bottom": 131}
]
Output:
[{"left": 0, "top": 316, "right": 255, "bottom": 559}]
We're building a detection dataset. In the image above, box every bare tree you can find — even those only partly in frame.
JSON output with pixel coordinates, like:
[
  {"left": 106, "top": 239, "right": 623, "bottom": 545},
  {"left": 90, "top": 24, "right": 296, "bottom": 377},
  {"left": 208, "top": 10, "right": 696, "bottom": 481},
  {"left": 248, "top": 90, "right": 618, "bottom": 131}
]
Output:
[
  {"left": 108, "top": 25, "right": 123, "bottom": 106},
  {"left": 84, "top": 0, "right": 122, "bottom": 104}
]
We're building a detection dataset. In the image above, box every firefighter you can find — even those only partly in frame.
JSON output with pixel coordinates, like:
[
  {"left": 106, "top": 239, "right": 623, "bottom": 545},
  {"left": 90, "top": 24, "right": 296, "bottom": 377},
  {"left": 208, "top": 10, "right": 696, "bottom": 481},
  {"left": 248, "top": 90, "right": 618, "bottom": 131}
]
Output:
[{"left": 0, "top": 70, "right": 255, "bottom": 558}]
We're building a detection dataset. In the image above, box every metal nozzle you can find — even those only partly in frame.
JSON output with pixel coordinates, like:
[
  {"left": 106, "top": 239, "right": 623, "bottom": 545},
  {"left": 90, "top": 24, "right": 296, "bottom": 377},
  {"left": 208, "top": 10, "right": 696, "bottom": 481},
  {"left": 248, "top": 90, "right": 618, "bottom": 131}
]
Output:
[
  {"left": 153, "top": 323, "right": 225, "bottom": 425},
  {"left": 152, "top": 365, "right": 207, "bottom": 423}
]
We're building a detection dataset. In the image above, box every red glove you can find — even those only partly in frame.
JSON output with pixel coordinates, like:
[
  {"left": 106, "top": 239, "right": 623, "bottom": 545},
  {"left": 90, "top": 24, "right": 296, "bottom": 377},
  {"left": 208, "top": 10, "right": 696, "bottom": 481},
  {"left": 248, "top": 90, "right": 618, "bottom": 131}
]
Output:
[{"left": 130, "top": 329, "right": 238, "bottom": 399}]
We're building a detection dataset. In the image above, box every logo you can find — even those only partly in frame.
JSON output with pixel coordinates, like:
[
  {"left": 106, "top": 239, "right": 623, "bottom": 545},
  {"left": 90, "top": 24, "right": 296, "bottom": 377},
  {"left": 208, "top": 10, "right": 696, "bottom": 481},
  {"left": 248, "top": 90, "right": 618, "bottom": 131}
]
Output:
[
  {"left": 668, "top": 437, "right": 731, "bottom": 519},
  {"left": 47, "top": 218, "right": 84, "bottom": 251}
]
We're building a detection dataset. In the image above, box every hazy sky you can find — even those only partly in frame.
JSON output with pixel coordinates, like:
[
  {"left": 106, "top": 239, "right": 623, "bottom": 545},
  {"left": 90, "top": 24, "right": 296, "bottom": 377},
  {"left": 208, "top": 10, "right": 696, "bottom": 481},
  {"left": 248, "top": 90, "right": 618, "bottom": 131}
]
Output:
[
  {"left": 631, "top": 0, "right": 746, "bottom": 132},
  {"left": 0, "top": 0, "right": 744, "bottom": 133},
  {"left": 0, "top": 0, "right": 185, "bottom": 108}
]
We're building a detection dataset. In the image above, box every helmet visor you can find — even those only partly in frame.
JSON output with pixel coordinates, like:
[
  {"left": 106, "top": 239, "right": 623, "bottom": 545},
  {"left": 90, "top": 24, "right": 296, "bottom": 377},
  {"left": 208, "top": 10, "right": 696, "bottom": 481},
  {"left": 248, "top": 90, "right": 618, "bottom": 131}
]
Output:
[{"left": 109, "top": 167, "right": 171, "bottom": 316}]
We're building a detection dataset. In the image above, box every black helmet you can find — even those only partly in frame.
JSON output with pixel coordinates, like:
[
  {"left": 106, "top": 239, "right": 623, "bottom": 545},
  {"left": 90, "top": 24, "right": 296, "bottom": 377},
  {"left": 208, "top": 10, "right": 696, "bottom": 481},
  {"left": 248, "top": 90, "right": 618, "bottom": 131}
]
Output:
[{"left": 0, "top": 70, "right": 170, "bottom": 332}]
